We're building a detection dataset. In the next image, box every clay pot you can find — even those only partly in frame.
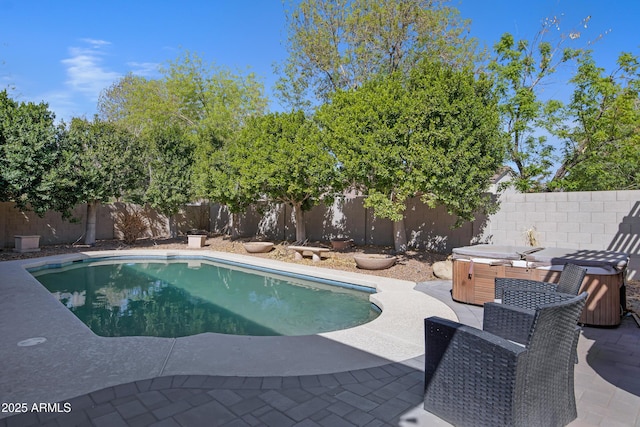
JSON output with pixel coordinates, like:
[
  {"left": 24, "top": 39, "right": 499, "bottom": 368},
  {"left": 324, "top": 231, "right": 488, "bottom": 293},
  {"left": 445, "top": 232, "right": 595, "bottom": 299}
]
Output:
[
  {"left": 242, "top": 242, "right": 274, "bottom": 253},
  {"left": 330, "top": 238, "right": 353, "bottom": 251},
  {"left": 353, "top": 254, "right": 397, "bottom": 270}
]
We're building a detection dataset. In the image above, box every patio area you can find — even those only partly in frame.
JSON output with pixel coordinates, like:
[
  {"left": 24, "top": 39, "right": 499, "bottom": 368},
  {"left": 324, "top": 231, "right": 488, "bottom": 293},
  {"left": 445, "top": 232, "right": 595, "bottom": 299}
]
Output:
[{"left": 1, "top": 254, "right": 639, "bottom": 426}]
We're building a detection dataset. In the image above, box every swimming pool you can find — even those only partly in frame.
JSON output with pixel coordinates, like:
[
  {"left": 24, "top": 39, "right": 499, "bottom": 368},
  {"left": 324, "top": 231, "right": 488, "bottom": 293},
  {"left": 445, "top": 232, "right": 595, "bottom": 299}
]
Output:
[{"left": 31, "top": 257, "right": 380, "bottom": 337}]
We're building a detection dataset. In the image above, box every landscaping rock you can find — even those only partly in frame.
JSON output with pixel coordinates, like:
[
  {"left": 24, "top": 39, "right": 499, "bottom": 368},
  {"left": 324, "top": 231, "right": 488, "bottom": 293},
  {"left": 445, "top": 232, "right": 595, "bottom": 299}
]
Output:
[{"left": 432, "top": 260, "right": 453, "bottom": 280}]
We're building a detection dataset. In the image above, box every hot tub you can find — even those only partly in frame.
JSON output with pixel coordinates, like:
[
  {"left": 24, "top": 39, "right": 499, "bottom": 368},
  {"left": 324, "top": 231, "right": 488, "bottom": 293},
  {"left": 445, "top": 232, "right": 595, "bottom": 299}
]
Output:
[{"left": 451, "top": 245, "right": 628, "bottom": 326}]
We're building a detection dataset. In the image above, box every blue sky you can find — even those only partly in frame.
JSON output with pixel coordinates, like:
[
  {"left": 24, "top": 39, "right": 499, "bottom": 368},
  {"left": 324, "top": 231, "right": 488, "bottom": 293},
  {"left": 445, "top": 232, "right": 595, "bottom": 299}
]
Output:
[{"left": 1, "top": 0, "right": 638, "bottom": 122}]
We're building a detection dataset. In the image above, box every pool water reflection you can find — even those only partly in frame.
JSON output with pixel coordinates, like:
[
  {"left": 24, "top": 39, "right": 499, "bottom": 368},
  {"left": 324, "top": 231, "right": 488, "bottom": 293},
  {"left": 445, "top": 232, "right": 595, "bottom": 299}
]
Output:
[{"left": 32, "top": 259, "right": 380, "bottom": 337}]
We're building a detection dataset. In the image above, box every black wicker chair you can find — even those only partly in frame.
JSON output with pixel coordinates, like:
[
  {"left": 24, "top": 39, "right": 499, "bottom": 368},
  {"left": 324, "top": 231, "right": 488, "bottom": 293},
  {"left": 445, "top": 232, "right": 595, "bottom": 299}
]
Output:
[
  {"left": 494, "top": 263, "right": 587, "bottom": 302},
  {"left": 424, "top": 291, "right": 588, "bottom": 427},
  {"left": 484, "top": 288, "right": 586, "bottom": 346}
]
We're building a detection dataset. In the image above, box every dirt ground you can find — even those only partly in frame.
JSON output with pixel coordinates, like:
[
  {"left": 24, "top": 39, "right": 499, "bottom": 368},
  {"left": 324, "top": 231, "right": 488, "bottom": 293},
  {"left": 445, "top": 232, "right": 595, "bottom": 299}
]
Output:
[{"left": 2, "top": 234, "right": 638, "bottom": 315}]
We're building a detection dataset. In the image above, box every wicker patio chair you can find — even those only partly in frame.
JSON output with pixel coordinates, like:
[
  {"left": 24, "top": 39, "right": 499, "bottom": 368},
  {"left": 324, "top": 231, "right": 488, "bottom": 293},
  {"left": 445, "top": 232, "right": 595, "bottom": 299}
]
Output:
[
  {"left": 494, "top": 263, "right": 587, "bottom": 302},
  {"left": 484, "top": 288, "right": 586, "bottom": 345},
  {"left": 424, "top": 291, "right": 588, "bottom": 427}
]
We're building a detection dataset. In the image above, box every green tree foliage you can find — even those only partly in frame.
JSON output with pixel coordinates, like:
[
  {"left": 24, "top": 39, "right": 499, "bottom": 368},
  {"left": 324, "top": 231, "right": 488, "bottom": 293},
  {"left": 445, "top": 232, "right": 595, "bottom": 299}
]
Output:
[
  {"left": 488, "top": 16, "right": 640, "bottom": 192},
  {"left": 99, "top": 53, "right": 266, "bottom": 140},
  {"left": 142, "top": 125, "right": 195, "bottom": 235},
  {"left": 199, "top": 142, "right": 259, "bottom": 239},
  {"left": 221, "top": 111, "right": 339, "bottom": 241},
  {"left": 549, "top": 52, "right": 640, "bottom": 190},
  {"left": 277, "top": 0, "right": 477, "bottom": 109},
  {"left": 60, "top": 117, "right": 145, "bottom": 244},
  {"left": 98, "top": 51, "right": 268, "bottom": 230},
  {"left": 488, "top": 26, "right": 581, "bottom": 192},
  {"left": 317, "top": 60, "right": 505, "bottom": 251},
  {"left": 0, "top": 90, "right": 66, "bottom": 214}
]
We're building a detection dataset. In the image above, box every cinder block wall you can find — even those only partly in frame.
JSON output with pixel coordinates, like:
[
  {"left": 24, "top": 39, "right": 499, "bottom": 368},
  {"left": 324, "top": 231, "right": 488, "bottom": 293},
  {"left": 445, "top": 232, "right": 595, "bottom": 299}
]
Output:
[
  {"left": 212, "top": 196, "right": 475, "bottom": 253},
  {"left": 483, "top": 190, "right": 640, "bottom": 279},
  {"left": 0, "top": 202, "right": 209, "bottom": 248},
  {"left": 0, "top": 204, "right": 106, "bottom": 247}
]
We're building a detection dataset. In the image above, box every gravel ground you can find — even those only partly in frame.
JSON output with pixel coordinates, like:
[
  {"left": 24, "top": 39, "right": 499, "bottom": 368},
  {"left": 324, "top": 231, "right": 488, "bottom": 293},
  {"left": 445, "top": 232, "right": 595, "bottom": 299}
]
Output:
[
  {"left": 2, "top": 235, "right": 638, "bottom": 315},
  {"left": 0, "top": 235, "right": 447, "bottom": 282}
]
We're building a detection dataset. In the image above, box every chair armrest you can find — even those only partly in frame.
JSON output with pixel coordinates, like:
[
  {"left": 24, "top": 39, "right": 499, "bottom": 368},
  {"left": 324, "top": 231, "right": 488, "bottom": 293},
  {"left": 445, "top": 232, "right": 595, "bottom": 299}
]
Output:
[
  {"left": 483, "top": 302, "right": 535, "bottom": 345},
  {"left": 494, "top": 277, "right": 557, "bottom": 299},
  {"left": 426, "top": 317, "right": 527, "bottom": 374},
  {"left": 424, "top": 316, "right": 528, "bottom": 426}
]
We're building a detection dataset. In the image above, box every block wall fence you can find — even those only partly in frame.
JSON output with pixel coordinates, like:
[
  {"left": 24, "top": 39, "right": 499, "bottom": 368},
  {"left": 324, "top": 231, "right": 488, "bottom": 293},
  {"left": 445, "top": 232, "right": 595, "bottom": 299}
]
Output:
[
  {"left": 0, "top": 203, "right": 209, "bottom": 249},
  {"left": 1, "top": 189, "right": 639, "bottom": 278},
  {"left": 481, "top": 190, "right": 640, "bottom": 279}
]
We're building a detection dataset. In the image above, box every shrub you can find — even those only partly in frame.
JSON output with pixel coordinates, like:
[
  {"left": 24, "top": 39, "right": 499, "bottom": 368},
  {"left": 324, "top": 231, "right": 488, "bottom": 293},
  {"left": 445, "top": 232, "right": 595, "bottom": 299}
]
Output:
[{"left": 115, "top": 207, "right": 148, "bottom": 244}]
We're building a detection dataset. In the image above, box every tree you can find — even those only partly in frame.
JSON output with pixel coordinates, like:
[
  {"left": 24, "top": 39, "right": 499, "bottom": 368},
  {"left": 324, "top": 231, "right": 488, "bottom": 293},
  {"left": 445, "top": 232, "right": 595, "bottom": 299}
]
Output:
[
  {"left": 488, "top": 26, "right": 582, "bottom": 192},
  {"left": 224, "top": 111, "right": 339, "bottom": 242},
  {"left": 59, "top": 117, "right": 145, "bottom": 245},
  {"left": 198, "top": 142, "right": 259, "bottom": 239},
  {"left": 98, "top": 51, "right": 267, "bottom": 157},
  {"left": 548, "top": 52, "right": 640, "bottom": 190},
  {"left": 317, "top": 60, "right": 504, "bottom": 252},
  {"left": 277, "top": 0, "right": 477, "bottom": 109},
  {"left": 142, "top": 125, "right": 195, "bottom": 236},
  {"left": 0, "top": 90, "right": 66, "bottom": 215},
  {"left": 98, "top": 51, "right": 268, "bottom": 233}
]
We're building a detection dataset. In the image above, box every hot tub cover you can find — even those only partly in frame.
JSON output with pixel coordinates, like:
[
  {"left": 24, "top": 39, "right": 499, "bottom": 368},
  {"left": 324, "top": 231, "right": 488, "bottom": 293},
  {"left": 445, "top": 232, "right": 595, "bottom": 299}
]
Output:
[
  {"left": 524, "top": 247, "right": 629, "bottom": 271},
  {"left": 452, "top": 244, "right": 543, "bottom": 260}
]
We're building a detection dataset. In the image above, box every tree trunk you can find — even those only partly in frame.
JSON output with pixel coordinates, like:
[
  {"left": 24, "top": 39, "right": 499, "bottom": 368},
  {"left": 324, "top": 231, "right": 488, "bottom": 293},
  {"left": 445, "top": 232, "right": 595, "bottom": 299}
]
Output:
[
  {"left": 393, "top": 217, "right": 407, "bottom": 254},
  {"left": 293, "top": 203, "right": 306, "bottom": 242},
  {"left": 84, "top": 201, "right": 98, "bottom": 246},
  {"left": 168, "top": 215, "right": 177, "bottom": 238},
  {"left": 230, "top": 211, "right": 240, "bottom": 240}
]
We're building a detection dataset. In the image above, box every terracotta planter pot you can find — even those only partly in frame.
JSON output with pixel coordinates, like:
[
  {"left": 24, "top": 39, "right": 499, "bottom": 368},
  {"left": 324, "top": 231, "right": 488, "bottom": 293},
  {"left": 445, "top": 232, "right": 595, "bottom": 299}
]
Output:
[
  {"left": 243, "top": 242, "right": 274, "bottom": 253},
  {"left": 330, "top": 238, "right": 353, "bottom": 251},
  {"left": 354, "top": 254, "right": 397, "bottom": 270}
]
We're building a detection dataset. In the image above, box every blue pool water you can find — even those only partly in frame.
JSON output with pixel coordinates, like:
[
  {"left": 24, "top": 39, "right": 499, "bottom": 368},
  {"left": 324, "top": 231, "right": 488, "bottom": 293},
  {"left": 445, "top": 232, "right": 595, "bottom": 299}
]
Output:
[{"left": 31, "top": 258, "right": 380, "bottom": 337}]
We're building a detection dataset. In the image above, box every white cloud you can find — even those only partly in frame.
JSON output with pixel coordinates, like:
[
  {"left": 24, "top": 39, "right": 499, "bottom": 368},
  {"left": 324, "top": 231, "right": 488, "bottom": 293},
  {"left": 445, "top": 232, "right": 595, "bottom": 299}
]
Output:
[
  {"left": 127, "top": 61, "right": 160, "bottom": 77},
  {"left": 61, "top": 39, "right": 121, "bottom": 102},
  {"left": 79, "top": 38, "right": 111, "bottom": 47}
]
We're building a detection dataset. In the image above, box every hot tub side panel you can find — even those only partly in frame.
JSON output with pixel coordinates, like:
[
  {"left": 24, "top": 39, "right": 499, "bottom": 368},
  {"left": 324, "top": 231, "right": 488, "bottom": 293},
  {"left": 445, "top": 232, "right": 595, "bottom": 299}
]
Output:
[
  {"left": 452, "top": 258, "right": 624, "bottom": 326},
  {"left": 536, "top": 269, "right": 623, "bottom": 326}
]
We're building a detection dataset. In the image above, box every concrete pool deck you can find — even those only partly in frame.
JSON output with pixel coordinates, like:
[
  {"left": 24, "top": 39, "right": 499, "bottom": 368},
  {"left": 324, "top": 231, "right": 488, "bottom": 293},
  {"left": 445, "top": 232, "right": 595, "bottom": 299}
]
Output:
[
  {"left": 2, "top": 250, "right": 639, "bottom": 426},
  {"left": 0, "top": 250, "right": 456, "bottom": 412}
]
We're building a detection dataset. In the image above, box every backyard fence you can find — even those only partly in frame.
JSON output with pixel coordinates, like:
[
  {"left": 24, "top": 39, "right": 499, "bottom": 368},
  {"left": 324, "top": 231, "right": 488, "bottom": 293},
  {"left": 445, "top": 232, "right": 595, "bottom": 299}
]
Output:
[{"left": 1, "top": 189, "right": 639, "bottom": 278}]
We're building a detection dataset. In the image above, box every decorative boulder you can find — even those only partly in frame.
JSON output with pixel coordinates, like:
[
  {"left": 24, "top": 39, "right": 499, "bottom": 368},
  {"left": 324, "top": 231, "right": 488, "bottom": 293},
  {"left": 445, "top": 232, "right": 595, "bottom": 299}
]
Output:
[{"left": 432, "top": 260, "right": 453, "bottom": 280}]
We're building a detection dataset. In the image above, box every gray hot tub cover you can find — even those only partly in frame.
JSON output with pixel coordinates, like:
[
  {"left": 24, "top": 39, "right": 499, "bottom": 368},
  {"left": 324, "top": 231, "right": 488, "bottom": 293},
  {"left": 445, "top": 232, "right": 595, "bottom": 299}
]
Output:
[
  {"left": 524, "top": 247, "right": 629, "bottom": 271},
  {"left": 452, "top": 244, "right": 543, "bottom": 260}
]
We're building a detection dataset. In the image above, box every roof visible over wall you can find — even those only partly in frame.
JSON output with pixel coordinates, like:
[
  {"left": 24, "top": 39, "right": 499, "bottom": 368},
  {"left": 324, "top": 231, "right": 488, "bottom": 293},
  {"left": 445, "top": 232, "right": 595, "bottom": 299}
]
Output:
[{"left": 490, "top": 166, "right": 513, "bottom": 184}]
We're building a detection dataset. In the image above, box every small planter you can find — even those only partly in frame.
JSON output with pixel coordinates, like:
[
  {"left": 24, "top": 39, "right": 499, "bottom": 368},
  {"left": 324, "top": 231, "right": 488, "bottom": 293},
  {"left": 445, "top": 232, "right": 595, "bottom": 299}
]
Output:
[
  {"left": 187, "top": 234, "right": 207, "bottom": 248},
  {"left": 243, "top": 242, "right": 274, "bottom": 253},
  {"left": 354, "top": 254, "right": 397, "bottom": 270},
  {"left": 14, "top": 235, "right": 41, "bottom": 253},
  {"left": 330, "top": 238, "right": 353, "bottom": 251}
]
